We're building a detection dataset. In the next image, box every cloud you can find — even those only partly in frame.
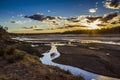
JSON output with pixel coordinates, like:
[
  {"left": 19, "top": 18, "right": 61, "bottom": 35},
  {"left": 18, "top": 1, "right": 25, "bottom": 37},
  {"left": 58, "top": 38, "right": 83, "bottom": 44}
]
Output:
[
  {"left": 108, "top": 14, "right": 120, "bottom": 24},
  {"left": 89, "top": 8, "right": 97, "bottom": 13},
  {"left": 12, "top": 16, "right": 15, "bottom": 18},
  {"left": 24, "top": 13, "right": 66, "bottom": 22},
  {"left": 67, "top": 15, "right": 102, "bottom": 23},
  {"left": 67, "top": 12, "right": 119, "bottom": 24},
  {"left": 48, "top": 10, "right": 51, "bottom": 12},
  {"left": 18, "top": 14, "right": 24, "bottom": 17},
  {"left": 95, "top": 2, "right": 99, "bottom": 7},
  {"left": 104, "top": 0, "right": 120, "bottom": 9},
  {"left": 24, "top": 14, "right": 45, "bottom": 21},
  {"left": 10, "top": 20, "right": 23, "bottom": 24},
  {"left": 24, "top": 12, "right": 119, "bottom": 29},
  {"left": 24, "top": 13, "right": 69, "bottom": 27},
  {"left": 102, "top": 12, "right": 119, "bottom": 22},
  {"left": 20, "top": 14, "right": 24, "bottom": 17},
  {"left": 67, "top": 12, "right": 119, "bottom": 23},
  {"left": 22, "top": 25, "right": 42, "bottom": 30},
  {"left": 96, "top": 2, "right": 98, "bottom": 5},
  {"left": 24, "top": 13, "right": 57, "bottom": 21}
]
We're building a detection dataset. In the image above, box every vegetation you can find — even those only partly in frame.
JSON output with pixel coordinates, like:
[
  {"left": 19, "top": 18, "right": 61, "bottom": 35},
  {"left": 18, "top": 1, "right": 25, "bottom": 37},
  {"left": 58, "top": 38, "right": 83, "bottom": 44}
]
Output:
[
  {"left": 62, "top": 26, "right": 120, "bottom": 34},
  {"left": 0, "top": 25, "right": 10, "bottom": 42},
  {"left": 9, "top": 25, "right": 120, "bottom": 35},
  {"left": 0, "top": 46, "right": 25, "bottom": 63}
]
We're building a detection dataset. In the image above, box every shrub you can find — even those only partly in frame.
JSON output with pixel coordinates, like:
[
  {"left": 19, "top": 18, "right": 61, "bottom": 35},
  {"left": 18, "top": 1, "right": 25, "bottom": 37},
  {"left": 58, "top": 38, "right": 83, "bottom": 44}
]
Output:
[
  {"left": 7, "top": 46, "right": 16, "bottom": 55},
  {"left": 7, "top": 53, "right": 25, "bottom": 63},
  {"left": 0, "top": 45, "right": 25, "bottom": 63},
  {"left": 0, "top": 48, "right": 7, "bottom": 56}
]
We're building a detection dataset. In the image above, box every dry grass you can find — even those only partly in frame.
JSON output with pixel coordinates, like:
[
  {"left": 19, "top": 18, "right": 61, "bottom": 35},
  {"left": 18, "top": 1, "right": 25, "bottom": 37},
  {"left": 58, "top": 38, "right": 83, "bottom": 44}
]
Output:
[{"left": 0, "top": 48, "right": 84, "bottom": 80}]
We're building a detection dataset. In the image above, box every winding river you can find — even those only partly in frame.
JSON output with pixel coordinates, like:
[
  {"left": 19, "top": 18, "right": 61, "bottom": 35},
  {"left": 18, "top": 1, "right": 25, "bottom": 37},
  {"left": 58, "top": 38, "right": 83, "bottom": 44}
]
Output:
[{"left": 40, "top": 44, "right": 120, "bottom": 80}]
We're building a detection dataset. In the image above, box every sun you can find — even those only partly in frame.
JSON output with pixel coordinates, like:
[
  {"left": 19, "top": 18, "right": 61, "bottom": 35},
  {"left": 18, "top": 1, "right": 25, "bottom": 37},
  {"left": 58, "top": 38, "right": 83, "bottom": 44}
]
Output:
[
  {"left": 89, "top": 23, "right": 98, "bottom": 29},
  {"left": 80, "top": 19, "right": 101, "bottom": 30},
  {"left": 88, "top": 19, "right": 101, "bottom": 29}
]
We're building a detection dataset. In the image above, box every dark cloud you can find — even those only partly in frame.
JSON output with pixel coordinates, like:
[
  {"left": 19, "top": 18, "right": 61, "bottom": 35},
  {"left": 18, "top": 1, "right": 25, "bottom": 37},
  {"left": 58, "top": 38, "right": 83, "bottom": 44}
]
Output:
[
  {"left": 10, "top": 21, "right": 16, "bottom": 23},
  {"left": 24, "top": 14, "right": 44, "bottom": 21},
  {"left": 86, "top": 16, "right": 102, "bottom": 22},
  {"left": 67, "top": 17, "right": 80, "bottom": 22},
  {"left": 67, "top": 16, "right": 102, "bottom": 23},
  {"left": 102, "top": 12, "right": 119, "bottom": 22},
  {"left": 24, "top": 13, "right": 66, "bottom": 23},
  {"left": 24, "top": 14, "right": 56, "bottom": 21},
  {"left": 57, "top": 16, "right": 64, "bottom": 20},
  {"left": 105, "top": 0, "right": 120, "bottom": 9},
  {"left": 44, "top": 16, "right": 56, "bottom": 20}
]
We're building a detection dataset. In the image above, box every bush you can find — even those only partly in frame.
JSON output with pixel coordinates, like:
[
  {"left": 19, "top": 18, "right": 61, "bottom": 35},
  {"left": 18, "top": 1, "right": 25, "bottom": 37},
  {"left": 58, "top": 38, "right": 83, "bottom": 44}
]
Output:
[
  {"left": 7, "top": 46, "right": 16, "bottom": 55},
  {"left": 0, "top": 48, "right": 7, "bottom": 56},
  {"left": 7, "top": 52, "right": 25, "bottom": 63},
  {"left": 0, "top": 46, "right": 25, "bottom": 63}
]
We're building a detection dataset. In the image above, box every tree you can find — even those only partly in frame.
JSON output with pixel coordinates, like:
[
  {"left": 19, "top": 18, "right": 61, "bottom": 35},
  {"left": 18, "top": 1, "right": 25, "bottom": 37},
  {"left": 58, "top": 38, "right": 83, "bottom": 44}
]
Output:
[{"left": 4, "top": 27, "right": 8, "bottom": 31}]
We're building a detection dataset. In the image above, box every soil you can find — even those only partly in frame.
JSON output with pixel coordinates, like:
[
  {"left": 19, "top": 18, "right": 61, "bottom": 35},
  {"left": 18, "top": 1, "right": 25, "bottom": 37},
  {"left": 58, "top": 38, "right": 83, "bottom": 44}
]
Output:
[{"left": 53, "top": 43, "right": 120, "bottom": 78}]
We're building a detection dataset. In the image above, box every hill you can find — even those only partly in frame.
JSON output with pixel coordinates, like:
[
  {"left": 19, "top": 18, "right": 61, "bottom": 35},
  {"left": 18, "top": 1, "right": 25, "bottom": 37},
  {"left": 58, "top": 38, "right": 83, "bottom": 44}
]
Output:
[
  {"left": 62, "top": 26, "right": 120, "bottom": 34},
  {"left": 0, "top": 26, "right": 83, "bottom": 80}
]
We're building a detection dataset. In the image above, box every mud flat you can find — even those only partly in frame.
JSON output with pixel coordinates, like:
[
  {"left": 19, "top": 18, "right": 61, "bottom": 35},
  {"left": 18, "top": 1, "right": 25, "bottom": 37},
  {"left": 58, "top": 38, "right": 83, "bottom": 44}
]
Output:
[
  {"left": 53, "top": 43, "right": 120, "bottom": 79},
  {"left": 40, "top": 44, "right": 120, "bottom": 80}
]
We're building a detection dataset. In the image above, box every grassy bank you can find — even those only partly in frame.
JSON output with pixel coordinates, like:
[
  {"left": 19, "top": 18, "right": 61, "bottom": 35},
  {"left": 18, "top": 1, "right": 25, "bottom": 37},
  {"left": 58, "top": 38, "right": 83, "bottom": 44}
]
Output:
[{"left": 0, "top": 26, "right": 84, "bottom": 80}]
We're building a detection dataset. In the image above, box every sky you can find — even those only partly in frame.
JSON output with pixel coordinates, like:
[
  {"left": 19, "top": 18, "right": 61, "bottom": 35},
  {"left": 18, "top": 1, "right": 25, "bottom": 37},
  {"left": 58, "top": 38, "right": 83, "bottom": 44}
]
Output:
[{"left": 0, "top": 0, "right": 120, "bottom": 32}]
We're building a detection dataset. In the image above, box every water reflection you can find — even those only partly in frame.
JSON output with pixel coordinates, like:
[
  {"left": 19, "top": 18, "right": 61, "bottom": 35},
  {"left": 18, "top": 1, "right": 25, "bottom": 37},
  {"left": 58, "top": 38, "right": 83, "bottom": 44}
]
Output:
[{"left": 12, "top": 37, "right": 120, "bottom": 46}]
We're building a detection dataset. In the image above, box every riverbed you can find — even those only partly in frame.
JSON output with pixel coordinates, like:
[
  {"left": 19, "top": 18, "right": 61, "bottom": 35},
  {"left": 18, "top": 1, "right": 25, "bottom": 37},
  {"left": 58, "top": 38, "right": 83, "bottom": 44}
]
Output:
[
  {"left": 40, "top": 44, "right": 120, "bottom": 80},
  {"left": 12, "top": 34, "right": 120, "bottom": 80}
]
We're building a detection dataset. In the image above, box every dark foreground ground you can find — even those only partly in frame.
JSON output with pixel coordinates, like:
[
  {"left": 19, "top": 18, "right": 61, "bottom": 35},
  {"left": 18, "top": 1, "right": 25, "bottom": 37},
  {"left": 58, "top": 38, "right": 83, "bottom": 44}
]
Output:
[{"left": 53, "top": 43, "right": 120, "bottom": 78}]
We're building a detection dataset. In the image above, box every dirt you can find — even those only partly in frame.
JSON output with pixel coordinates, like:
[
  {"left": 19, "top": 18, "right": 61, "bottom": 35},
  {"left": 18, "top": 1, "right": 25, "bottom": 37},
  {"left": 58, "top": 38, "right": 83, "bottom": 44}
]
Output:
[{"left": 53, "top": 43, "right": 120, "bottom": 78}]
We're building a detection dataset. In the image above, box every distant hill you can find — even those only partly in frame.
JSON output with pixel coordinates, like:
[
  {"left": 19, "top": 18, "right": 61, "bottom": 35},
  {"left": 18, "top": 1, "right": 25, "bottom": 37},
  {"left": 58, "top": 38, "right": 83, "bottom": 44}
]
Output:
[{"left": 62, "top": 26, "right": 120, "bottom": 34}]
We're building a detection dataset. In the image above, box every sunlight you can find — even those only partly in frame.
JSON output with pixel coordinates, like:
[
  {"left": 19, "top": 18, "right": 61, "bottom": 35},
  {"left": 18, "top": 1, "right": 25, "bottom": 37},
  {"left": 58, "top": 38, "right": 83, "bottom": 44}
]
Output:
[
  {"left": 88, "top": 19, "right": 101, "bottom": 29},
  {"left": 81, "top": 19, "right": 101, "bottom": 30}
]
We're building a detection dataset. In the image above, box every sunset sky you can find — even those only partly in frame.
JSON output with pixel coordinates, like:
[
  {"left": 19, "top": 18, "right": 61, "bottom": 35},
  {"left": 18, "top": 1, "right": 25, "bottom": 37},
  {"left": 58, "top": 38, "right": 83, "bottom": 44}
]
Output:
[{"left": 0, "top": 0, "right": 120, "bottom": 33}]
